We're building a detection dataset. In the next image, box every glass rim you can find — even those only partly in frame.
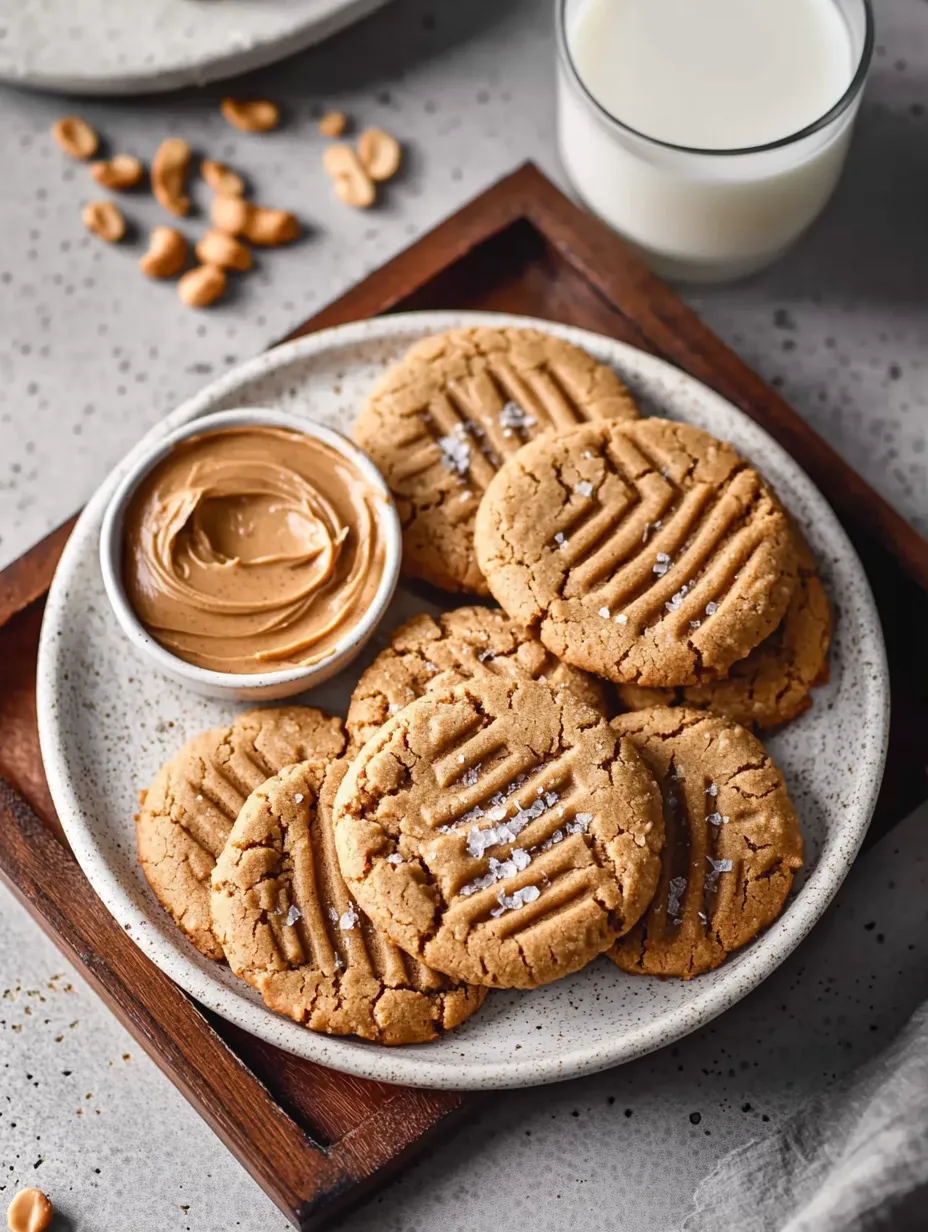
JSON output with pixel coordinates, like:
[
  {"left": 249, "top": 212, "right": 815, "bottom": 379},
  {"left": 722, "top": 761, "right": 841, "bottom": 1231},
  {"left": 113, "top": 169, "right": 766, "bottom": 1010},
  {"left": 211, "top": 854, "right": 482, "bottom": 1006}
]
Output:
[{"left": 555, "top": 0, "right": 875, "bottom": 158}]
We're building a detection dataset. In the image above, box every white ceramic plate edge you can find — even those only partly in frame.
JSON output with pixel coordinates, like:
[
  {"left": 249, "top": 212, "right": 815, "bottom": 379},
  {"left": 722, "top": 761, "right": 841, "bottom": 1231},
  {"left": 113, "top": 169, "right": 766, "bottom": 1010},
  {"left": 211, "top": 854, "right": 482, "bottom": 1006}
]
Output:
[
  {"left": 37, "top": 310, "right": 890, "bottom": 1089},
  {"left": 0, "top": 0, "right": 392, "bottom": 96}
]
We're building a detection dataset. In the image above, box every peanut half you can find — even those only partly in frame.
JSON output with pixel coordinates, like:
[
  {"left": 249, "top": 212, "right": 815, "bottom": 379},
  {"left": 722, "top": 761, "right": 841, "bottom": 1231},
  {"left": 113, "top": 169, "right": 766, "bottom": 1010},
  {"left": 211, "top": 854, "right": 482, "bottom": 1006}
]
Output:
[
  {"left": 210, "top": 196, "right": 300, "bottom": 246},
  {"left": 195, "top": 230, "right": 252, "bottom": 271},
  {"left": 7, "top": 1187, "right": 53, "bottom": 1232},
  {"left": 178, "top": 265, "right": 227, "bottom": 308},
  {"left": 357, "top": 128, "right": 402, "bottom": 182},
  {"left": 51, "top": 115, "right": 99, "bottom": 160},
  {"left": 90, "top": 154, "right": 145, "bottom": 191},
  {"left": 201, "top": 159, "right": 245, "bottom": 197},
  {"left": 318, "top": 110, "right": 348, "bottom": 138},
  {"left": 139, "top": 226, "right": 188, "bottom": 279},
  {"left": 152, "top": 138, "right": 192, "bottom": 217},
  {"left": 220, "top": 98, "right": 280, "bottom": 133},
  {"left": 322, "top": 144, "right": 376, "bottom": 208},
  {"left": 81, "top": 200, "right": 126, "bottom": 242}
]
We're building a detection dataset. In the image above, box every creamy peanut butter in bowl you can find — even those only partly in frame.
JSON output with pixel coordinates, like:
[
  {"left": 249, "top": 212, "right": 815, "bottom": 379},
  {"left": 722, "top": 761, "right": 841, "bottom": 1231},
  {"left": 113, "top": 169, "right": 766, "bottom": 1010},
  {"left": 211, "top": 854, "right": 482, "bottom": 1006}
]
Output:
[{"left": 99, "top": 408, "right": 401, "bottom": 700}]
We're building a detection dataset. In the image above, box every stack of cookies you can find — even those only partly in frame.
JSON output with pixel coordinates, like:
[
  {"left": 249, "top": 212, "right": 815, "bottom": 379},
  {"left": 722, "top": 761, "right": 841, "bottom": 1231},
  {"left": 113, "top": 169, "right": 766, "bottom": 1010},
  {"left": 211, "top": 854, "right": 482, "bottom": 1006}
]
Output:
[{"left": 136, "top": 326, "right": 829, "bottom": 1046}]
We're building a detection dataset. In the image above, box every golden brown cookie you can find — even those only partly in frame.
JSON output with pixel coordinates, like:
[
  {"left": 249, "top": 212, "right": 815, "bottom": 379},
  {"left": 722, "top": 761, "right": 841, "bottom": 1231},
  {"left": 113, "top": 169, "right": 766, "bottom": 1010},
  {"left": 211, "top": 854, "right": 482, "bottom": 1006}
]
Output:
[
  {"left": 211, "top": 760, "right": 486, "bottom": 1044},
  {"left": 137, "top": 707, "right": 345, "bottom": 960},
  {"left": 346, "top": 605, "right": 607, "bottom": 751},
  {"left": 608, "top": 708, "right": 803, "bottom": 979},
  {"left": 475, "top": 417, "right": 799, "bottom": 687},
  {"left": 333, "top": 677, "right": 664, "bottom": 989},
  {"left": 617, "top": 534, "right": 830, "bottom": 729},
  {"left": 353, "top": 327, "right": 639, "bottom": 594}
]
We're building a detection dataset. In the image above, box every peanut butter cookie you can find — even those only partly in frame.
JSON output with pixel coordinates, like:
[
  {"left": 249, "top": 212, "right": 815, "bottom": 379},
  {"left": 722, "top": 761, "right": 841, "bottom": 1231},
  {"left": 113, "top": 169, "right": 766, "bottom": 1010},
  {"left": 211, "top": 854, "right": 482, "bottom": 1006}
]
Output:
[
  {"left": 137, "top": 707, "right": 345, "bottom": 959},
  {"left": 333, "top": 677, "right": 664, "bottom": 989},
  {"left": 211, "top": 760, "right": 485, "bottom": 1044},
  {"left": 617, "top": 534, "right": 830, "bottom": 728},
  {"left": 609, "top": 708, "right": 803, "bottom": 979},
  {"left": 346, "top": 605, "right": 607, "bottom": 751},
  {"left": 353, "top": 327, "right": 639, "bottom": 594},
  {"left": 475, "top": 417, "right": 798, "bottom": 687}
]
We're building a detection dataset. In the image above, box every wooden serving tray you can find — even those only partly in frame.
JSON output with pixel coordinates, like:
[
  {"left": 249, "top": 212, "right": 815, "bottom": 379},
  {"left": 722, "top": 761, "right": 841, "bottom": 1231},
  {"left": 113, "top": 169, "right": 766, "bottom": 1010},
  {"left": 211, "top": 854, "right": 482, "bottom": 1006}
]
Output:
[{"left": 1, "top": 163, "right": 926, "bottom": 1230}]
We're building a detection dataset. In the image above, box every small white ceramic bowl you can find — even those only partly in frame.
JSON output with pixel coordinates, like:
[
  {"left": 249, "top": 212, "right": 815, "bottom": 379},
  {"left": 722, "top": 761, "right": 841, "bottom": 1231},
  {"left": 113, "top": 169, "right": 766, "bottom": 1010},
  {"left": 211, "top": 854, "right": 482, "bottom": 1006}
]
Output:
[{"left": 99, "top": 406, "right": 401, "bottom": 702}]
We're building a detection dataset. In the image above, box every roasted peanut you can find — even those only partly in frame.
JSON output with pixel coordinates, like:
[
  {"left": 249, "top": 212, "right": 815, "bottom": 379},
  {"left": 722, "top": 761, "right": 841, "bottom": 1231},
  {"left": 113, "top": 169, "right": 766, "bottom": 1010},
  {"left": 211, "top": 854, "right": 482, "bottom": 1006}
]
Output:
[
  {"left": 178, "top": 264, "right": 227, "bottom": 308},
  {"left": 7, "top": 1187, "right": 53, "bottom": 1232},
  {"left": 357, "top": 127, "right": 402, "bottom": 182},
  {"left": 210, "top": 194, "right": 251, "bottom": 236},
  {"left": 242, "top": 206, "right": 300, "bottom": 246},
  {"left": 322, "top": 144, "right": 376, "bottom": 208},
  {"left": 195, "top": 229, "right": 252, "bottom": 271},
  {"left": 139, "top": 226, "right": 189, "bottom": 279},
  {"left": 51, "top": 115, "right": 99, "bottom": 160},
  {"left": 90, "top": 154, "right": 145, "bottom": 190},
  {"left": 200, "top": 159, "right": 245, "bottom": 196},
  {"left": 81, "top": 200, "right": 126, "bottom": 242},
  {"left": 318, "top": 110, "right": 348, "bottom": 138},
  {"left": 220, "top": 98, "right": 280, "bottom": 133},
  {"left": 152, "top": 137, "right": 192, "bottom": 217}
]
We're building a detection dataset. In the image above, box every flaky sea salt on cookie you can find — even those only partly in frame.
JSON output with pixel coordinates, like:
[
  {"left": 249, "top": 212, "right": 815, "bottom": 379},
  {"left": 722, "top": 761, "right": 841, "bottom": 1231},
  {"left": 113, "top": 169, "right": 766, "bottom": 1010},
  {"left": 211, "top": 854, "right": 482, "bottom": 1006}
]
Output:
[
  {"left": 136, "top": 707, "right": 345, "bottom": 960},
  {"left": 345, "top": 605, "right": 607, "bottom": 750},
  {"left": 609, "top": 708, "right": 803, "bottom": 979},
  {"left": 617, "top": 531, "right": 830, "bottom": 729},
  {"left": 474, "top": 417, "right": 799, "bottom": 687},
  {"left": 211, "top": 760, "right": 485, "bottom": 1044},
  {"left": 333, "top": 677, "right": 664, "bottom": 990},
  {"left": 353, "top": 326, "right": 639, "bottom": 594}
]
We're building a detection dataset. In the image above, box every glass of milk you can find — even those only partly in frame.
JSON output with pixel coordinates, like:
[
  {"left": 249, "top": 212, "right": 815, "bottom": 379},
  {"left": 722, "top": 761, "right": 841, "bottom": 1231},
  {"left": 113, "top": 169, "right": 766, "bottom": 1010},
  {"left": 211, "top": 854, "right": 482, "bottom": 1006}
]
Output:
[{"left": 556, "top": 0, "right": 874, "bottom": 283}]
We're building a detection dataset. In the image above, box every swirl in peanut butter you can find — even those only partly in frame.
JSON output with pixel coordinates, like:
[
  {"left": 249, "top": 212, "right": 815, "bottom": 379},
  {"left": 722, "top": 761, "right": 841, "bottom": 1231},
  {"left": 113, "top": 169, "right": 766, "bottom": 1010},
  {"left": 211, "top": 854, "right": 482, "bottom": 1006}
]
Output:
[{"left": 122, "top": 425, "right": 387, "bottom": 674}]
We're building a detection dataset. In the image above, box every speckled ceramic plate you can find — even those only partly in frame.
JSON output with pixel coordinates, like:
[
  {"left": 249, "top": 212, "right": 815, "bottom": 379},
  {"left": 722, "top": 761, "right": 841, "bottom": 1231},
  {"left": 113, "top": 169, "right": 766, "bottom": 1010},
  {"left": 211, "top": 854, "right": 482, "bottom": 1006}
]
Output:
[
  {"left": 37, "top": 311, "right": 889, "bottom": 1090},
  {"left": 0, "top": 0, "right": 391, "bottom": 96}
]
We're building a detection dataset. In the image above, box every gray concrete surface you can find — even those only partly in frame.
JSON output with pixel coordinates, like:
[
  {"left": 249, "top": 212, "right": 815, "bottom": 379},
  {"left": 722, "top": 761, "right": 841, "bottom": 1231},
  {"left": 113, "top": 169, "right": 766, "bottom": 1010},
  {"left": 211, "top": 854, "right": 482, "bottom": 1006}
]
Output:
[{"left": 1, "top": 0, "right": 926, "bottom": 1228}]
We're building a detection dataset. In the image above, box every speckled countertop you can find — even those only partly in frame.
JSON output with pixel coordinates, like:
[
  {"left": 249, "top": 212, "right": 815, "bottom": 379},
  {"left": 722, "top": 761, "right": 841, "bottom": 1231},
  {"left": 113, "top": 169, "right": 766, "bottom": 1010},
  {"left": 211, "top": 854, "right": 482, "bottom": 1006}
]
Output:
[{"left": 1, "top": 0, "right": 926, "bottom": 1229}]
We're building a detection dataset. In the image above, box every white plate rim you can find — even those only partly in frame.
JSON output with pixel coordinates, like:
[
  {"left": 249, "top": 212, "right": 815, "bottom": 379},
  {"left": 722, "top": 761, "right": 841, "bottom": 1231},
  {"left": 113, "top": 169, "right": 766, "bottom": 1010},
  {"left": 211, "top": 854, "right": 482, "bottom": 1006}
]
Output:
[
  {"left": 0, "top": 0, "right": 392, "bottom": 96},
  {"left": 37, "top": 310, "right": 891, "bottom": 1089}
]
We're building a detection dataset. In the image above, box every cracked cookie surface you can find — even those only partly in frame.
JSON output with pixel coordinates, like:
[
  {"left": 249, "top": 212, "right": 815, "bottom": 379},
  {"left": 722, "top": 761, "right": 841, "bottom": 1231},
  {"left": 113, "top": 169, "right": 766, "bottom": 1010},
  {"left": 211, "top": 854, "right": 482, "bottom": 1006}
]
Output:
[
  {"left": 211, "top": 760, "right": 485, "bottom": 1044},
  {"left": 346, "top": 605, "right": 607, "bottom": 752},
  {"left": 474, "top": 417, "right": 799, "bottom": 687},
  {"left": 353, "top": 326, "right": 639, "bottom": 594},
  {"left": 137, "top": 707, "right": 345, "bottom": 960},
  {"left": 333, "top": 677, "right": 664, "bottom": 989},
  {"left": 608, "top": 707, "right": 803, "bottom": 979},
  {"left": 617, "top": 533, "right": 830, "bottom": 729}
]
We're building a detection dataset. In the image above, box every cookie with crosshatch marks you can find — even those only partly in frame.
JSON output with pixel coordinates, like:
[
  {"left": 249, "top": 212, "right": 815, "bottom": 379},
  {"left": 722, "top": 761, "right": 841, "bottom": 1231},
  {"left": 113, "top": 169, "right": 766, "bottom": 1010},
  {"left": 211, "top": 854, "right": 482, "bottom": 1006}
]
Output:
[
  {"left": 211, "top": 759, "right": 486, "bottom": 1043},
  {"left": 137, "top": 707, "right": 345, "bottom": 960},
  {"left": 608, "top": 708, "right": 803, "bottom": 979},
  {"left": 352, "top": 326, "right": 639, "bottom": 594},
  {"left": 474, "top": 417, "right": 799, "bottom": 687},
  {"left": 345, "top": 605, "right": 607, "bottom": 751},
  {"left": 617, "top": 531, "right": 830, "bottom": 729},
  {"left": 332, "top": 676, "right": 664, "bottom": 989}
]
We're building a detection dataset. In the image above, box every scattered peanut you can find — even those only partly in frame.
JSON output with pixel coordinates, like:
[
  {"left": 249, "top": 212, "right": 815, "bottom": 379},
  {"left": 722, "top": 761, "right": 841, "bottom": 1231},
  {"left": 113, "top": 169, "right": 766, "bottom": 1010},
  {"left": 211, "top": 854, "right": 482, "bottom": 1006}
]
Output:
[
  {"left": 195, "top": 229, "right": 252, "bottom": 271},
  {"left": 139, "top": 226, "right": 189, "bottom": 279},
  {"left": 210, "top": 195, "right": 299, "bottom": 245},
  {"left": 90, "top": 154, "right": 145, "bottom": 190},
  {"left": 322, "top": 144, "right": 376, "bottom": 208},
  {"left": 318, "top": 110, "right": 348, "bottom": 138},
  {"left": 152, "top": 137, "right": 192, "bottom": 217},
  {"left": 357, "top": 128, "right": 402, "bottom": 182},
  {"left": 243, "top": 206, "right": 300, "bottom": 246},
  {"left": 178, "top": 264, "right": 227, "bottom": 308},
  {"left": 201, "top": 159, "right": 245, "bottom": 197},
  {"left": 220, "top": 98, "right": 280, "bottom": 133},
  {"left": 81, "top": 200, "right": 126, "bottom": 242},
  {"left": 210, "top": 194, "right": 251, "bottom": 236},
  {"left": 7, "top": 1187, "right": 53, "bottom": 1232},
  {"left": 51, "top": 115, "right": 99, "bottom": 160}
]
